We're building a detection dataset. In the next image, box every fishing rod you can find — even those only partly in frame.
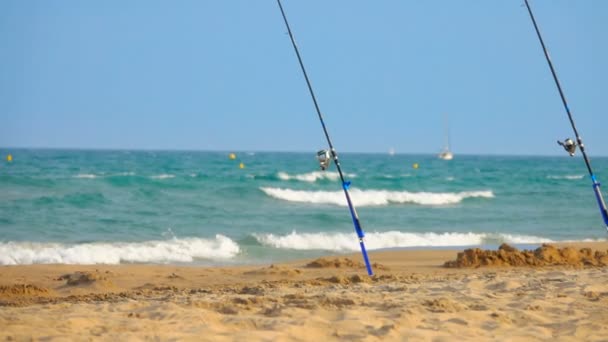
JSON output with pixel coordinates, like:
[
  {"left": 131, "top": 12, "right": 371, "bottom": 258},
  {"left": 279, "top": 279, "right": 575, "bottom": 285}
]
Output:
[
  {"left": 524, "top": 0, "right": 608, "bottom": 230},
  {"left": 276, "top": 0, "right": 374, "bottom": 275}
]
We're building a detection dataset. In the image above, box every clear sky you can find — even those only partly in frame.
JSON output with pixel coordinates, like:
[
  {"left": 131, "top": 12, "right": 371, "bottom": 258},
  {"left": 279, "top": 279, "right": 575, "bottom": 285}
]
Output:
[{"left": 1, "top": 0, "right": 606, "bottom": 156}]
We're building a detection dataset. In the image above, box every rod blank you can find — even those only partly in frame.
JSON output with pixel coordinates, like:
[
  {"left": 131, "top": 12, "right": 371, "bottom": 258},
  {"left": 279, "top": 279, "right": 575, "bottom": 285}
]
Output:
[
  {"left": 276, "top": 0, "right": 374, "bottom": 274},
  {"left": 524, "top": 0, "right": 608, "bottom": 230}
]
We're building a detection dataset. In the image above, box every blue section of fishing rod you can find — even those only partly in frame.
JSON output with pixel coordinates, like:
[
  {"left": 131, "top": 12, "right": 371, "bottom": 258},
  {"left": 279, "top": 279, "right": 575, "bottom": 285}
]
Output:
[
  {"left": 524, "top": 0, "right": 608, "bottom": 230},
  {"left": 276, "top": 0, "right": 374, "bottom": 274},
  {"left": 341, "top": 180, "right": 373, "bottom": 275},
  {"left": 591, "top": 176, "right": 608, "bottom": 231}
]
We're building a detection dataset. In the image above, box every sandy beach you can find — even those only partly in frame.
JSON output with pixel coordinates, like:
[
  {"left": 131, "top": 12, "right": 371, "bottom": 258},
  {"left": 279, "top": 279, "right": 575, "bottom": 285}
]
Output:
[{"left": 1, "top": 242, "right": 608, "bottom": 341}]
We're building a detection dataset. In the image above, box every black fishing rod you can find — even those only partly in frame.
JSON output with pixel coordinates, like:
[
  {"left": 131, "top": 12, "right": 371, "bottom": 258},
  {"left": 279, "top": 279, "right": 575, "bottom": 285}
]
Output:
[
  {"left": 524, "top": 0, "right": 608, "bottom": 230},
  {"left": 276, "top": 0, "right": 374, "bottom": 275}
]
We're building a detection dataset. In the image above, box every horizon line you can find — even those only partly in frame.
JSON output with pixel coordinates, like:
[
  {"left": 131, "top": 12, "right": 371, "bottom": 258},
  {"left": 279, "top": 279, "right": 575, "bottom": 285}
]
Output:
[{"left": 1, "top": 145, "right": 606, "bottom": 158}]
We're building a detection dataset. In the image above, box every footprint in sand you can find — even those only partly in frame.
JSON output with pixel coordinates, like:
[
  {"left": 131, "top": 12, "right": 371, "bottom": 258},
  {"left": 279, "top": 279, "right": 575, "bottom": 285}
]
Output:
[{"left": 485, "top": 279, "right": 524, "bottom": 292}]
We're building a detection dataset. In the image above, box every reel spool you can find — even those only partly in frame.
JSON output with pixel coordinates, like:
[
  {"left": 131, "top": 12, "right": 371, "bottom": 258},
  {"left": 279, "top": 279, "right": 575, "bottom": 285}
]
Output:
[
  {"left": 316, "top": 149, "right": 331, "bottom": 170},
  {"left": 557, "top": 138, "right": 577, "bottom": 156}
]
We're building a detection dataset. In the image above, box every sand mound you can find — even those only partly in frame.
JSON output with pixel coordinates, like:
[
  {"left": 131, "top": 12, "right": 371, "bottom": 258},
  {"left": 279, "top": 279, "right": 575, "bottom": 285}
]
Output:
[
  {"left": 306, "top": 257, "right": 364, "bottom": 268},
  {"left": 320, "top": 274, "right": 372, "bottom": 285},
  {"left": 305, "top": 257, "right": 386, "bottom": 270},
  {"left": 445, "top": 243, "right": 608, "bottom": 268},
  {"left": 58, "top": 271, "right": 114, "bottom": 287},
  {"left": 0, "top": 284, "right": 51, "bottom": 297}
]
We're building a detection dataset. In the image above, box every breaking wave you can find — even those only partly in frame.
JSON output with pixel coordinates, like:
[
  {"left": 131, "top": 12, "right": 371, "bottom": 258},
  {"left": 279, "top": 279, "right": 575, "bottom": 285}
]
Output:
[
  {"left": 277, "top": 171, "right": 356, "bottom": 182},
  {"left": 547, "top": 174, "right": 584, "bottom": 180},
  {"left": 260, "top": 187, "right": 494, "bottom": 206},
  {"left": 0, "top": 235, "right": 240, "bottom": 265},
  {"left": 150, "top": 174, "right": 175, "bottom": 180},
  {"left": 254, "top": 231, "right": 554, "bottom": 252}
]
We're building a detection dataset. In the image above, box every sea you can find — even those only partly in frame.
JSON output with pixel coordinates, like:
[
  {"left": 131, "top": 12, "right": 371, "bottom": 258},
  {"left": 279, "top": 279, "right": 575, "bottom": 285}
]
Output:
[{"left": 1, "top": 149, "right": 607, "bottom": 266}]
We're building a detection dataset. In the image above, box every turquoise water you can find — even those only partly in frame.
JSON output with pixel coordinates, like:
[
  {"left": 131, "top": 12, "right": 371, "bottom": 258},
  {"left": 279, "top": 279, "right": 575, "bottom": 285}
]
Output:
[{"left": 1, "top": 149, "right": 607, "bottom": 265}]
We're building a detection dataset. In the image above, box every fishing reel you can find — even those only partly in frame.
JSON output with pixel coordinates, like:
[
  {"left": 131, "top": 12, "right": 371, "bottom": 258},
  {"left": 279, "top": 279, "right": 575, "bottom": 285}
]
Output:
[
  {"left": 557, "top": 138, "right": 577, "bottom": 156},
  {"left": 316, "top": 149, "right": 331, "bottom": 171}
]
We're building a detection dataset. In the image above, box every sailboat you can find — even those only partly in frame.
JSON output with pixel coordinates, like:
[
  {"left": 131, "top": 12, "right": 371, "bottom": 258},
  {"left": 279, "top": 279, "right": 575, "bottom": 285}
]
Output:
[
  {"left": 438, "top": 146, "right": 453, "bottom": 160},
  {"left": 438, "top": 113, "right": 453, "bottom": 160}
]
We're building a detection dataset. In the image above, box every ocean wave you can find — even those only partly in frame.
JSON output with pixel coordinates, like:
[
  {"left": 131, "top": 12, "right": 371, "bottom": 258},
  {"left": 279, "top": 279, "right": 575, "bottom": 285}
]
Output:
[
  {"left": 0, "top": 235, "right": 240, "bottom": 265},
  {"left": 547, "top": 174, "right": 584, "bottom": 180},
  {"left": 75, "top": 172, "right": 136, "bottom": 179},
  {"left": 74, "top": 174, "right": 98, "bottom": 179},
  {"left": 380, "top": 174, "right": 412, "bottom": 179},
  {"left": 277, "top": 171, "right": 355, "bottom": 183},
  {"left": 150, "top": 174, "right": 175, "bottom": 180},
  {"left": 254, "top": 231, "right": 554, "bottom": 252},
  {"left": 259, "top": 187, "right": 494, "bottom": 206}
]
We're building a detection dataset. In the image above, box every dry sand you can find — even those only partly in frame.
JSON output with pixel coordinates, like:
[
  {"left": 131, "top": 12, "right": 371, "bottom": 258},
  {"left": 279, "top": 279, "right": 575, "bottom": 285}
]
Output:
[{"left": 1, "top": 242, "right": 608, "bottom": 341}]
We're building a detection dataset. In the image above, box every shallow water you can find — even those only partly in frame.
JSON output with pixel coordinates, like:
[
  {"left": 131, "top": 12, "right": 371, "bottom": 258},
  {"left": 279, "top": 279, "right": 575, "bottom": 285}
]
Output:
[{"left": 1, "top": 149, "right": 606, "bottom": 265}]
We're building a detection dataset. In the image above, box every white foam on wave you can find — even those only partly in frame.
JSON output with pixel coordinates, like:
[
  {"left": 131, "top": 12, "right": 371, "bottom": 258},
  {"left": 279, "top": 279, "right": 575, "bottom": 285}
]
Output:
[
  {"left": 254, "top": 230, "right": 554, "bottom": 252},
  {"left": 547, "top": 174, "right": 584, "bottom": 180},
  {"left": 150, "top": 174, "right": 175, "bottom": 180},
  {"left": 277, "top": 171, "right": 355, "bottom": 183},
  {"left": 75, "top": 172, "right": 135, "bottom": 179},
  {"left": 74, "top": 174, "right": 98, "bottom": 179},
  {"left": 0, "top": 235, "right": 240, "bottom": 265},
  {"left": 260, "top": 187, "right": 494, "bottom": 206}
]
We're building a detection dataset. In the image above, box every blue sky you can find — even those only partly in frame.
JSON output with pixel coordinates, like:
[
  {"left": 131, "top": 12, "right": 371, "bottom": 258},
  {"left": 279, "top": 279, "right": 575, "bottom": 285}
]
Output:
[{"left": 1, "top": 0, "right": 607, "bottom": 156}]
